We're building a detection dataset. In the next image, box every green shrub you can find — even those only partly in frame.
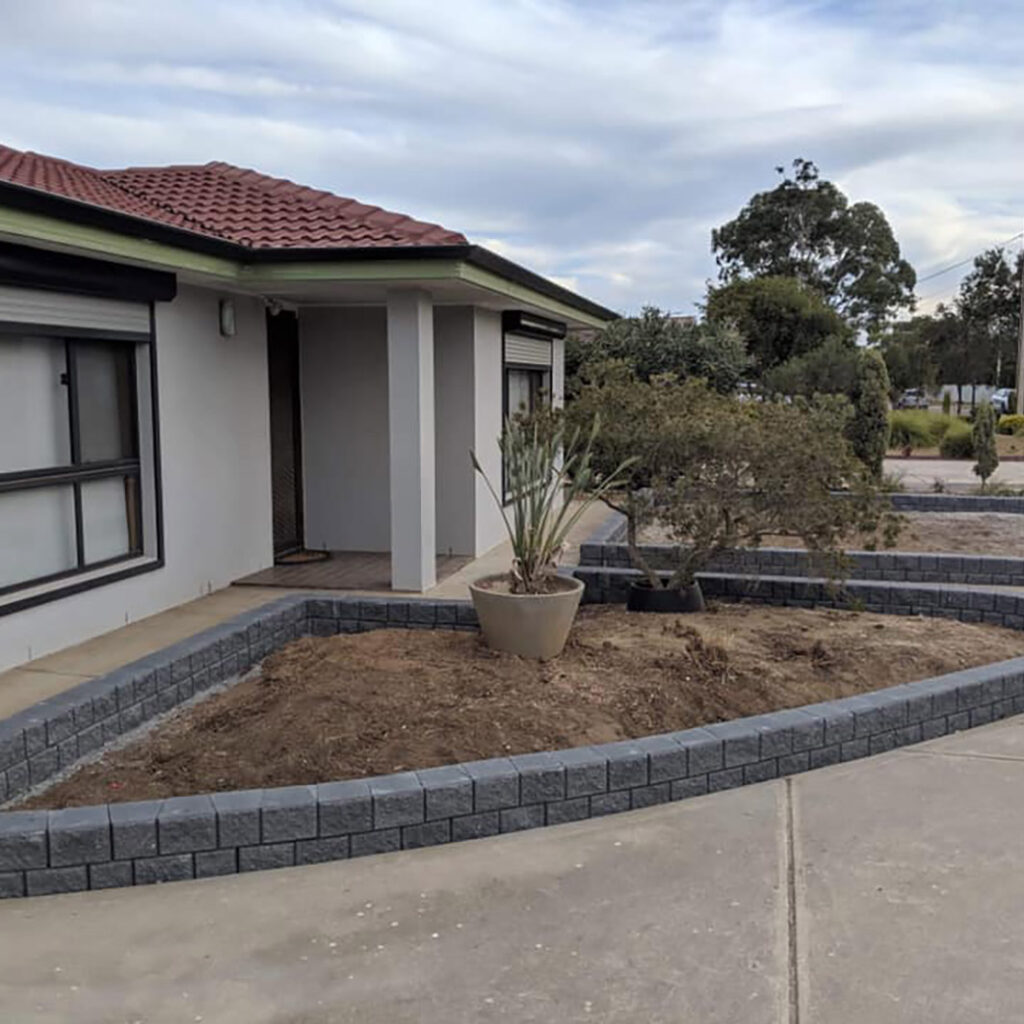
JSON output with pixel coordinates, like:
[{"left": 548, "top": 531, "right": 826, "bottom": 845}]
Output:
[
  {"left": 762, "top": 336, "right": 860, "bottom": 397},
  {"left": 997, "top": 414, "right": 1024, "bottom": 435},
  {"left": 939, "top": 420, "right": 974, "bottom": 459},
  {"left": 941, "top": 392, "right": 951, "bottom": 416},
  {"left": 888, "top": 410, "right": 956, "bottom": 449}
]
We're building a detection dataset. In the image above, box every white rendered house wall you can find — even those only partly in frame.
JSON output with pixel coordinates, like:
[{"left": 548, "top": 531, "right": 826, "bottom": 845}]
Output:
[{"left": 0, "top": 284, "right": 273, "bottom": 672}]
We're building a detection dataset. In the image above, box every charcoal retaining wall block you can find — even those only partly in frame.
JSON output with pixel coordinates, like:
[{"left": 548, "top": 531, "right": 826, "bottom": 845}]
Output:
[
  {"left": 578, "top": 542, "right": 1024, "bottom": 588},
  {"left": 888, "top": 493, "right": 1024, "bottom": 514},
  {"left": 573, "top": 566, "right": 1024, "bottom": 633},
  {"left": 1, "top": 586, "right": 1022, "bottom": 897}
]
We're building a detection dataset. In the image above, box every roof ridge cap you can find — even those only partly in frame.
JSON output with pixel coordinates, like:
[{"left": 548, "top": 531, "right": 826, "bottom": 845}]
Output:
[{"left": 103, "top": 161, "right": 212, "bottom": 174}]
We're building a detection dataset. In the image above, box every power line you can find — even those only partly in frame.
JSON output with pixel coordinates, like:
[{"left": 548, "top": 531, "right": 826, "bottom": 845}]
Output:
[{"left": 915, "top": 231, "right": 1024, "bottom": 285}]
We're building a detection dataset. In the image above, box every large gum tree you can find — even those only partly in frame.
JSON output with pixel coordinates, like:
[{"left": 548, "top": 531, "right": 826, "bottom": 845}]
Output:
[{"left": 711, "top": 159, "right": 916, "bottom": 335}]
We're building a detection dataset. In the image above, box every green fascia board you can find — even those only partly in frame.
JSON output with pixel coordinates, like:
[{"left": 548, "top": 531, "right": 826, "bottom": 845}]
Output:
[
  {"left": 455, "top": 261, "right": 609, "bottom": 328},
  {"left": 242, "top": 259, "right": 609, "bottom": 326},
  {"left": 0, "top": 205, "right": 610, "bottom": 326},
  {"left": 238, "top": 259, "right": 464, "bottom": 283},
  {"left": 0, "top": 206, "right": 240, "bottom": 279}
]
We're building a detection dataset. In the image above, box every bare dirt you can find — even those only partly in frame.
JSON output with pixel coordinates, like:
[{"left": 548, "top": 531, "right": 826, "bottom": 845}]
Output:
[
  {"left": 23, "top": 604, "right": 1024, "bottom": 810},
  {"left": 472, "top": 573, "right": 577, "bottom": 595},
  {"left": 641, "top": 512, "right": 1024, "bottom": 557}
]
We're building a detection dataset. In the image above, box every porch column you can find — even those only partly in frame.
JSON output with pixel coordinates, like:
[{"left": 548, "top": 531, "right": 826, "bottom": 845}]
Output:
[{"left": 387, "top": 289, "right": 436, "bottom": 591}]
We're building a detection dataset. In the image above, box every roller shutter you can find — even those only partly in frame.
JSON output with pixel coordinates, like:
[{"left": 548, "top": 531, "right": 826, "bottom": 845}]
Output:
[
  {"left": 0, "top": 284, "right": 149, "bottom": 336},
  {"left": 504, "top": 333, "right": 552, "bottom": 367}
]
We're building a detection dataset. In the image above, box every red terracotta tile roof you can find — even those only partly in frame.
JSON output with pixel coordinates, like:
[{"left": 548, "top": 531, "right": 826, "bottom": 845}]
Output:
[{"left": 0, "top": 144, "right": 468, "bottom": 250}]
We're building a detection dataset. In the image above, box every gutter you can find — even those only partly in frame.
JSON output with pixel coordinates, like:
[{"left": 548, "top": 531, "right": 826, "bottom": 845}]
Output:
[{"left": 0, "top": 180, "right": 619, "bottom": 323}]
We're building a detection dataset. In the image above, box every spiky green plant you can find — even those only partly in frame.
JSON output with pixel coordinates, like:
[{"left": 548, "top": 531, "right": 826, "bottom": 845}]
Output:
[{"left": 472, "top": 411, "right": 635, "bottom": 594}]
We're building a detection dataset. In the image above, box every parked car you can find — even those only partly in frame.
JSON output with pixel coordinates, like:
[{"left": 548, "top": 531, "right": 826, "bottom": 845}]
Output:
[
  {"left": 895, "top": 388, "right": 929, "bottom": 410},
  {"left": 991, "top": 388, "right": 1015, "bottom": 415}
]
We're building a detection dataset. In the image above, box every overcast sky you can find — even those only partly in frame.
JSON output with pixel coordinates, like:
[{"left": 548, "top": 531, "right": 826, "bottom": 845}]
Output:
[{"left": 2, "top": 0, "right": 1022, "bottom": 315}]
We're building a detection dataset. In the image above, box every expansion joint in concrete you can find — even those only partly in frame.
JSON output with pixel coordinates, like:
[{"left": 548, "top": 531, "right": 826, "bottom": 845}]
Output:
[
  {"left": 898, "top": 747, "right": 1024, "bottom": 765},
  {"left": 785, "top": 776, "right": 800, "bottom": 1024}
]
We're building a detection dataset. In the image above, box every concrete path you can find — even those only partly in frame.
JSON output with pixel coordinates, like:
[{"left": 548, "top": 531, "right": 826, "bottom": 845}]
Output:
[
  {"left": 885, "top": 456, "right": 1024, "bottom": 492},
  {"left": 0, "top": 586, "right": 287, "bottom": 720},
  {"left": 0, "top": 502, "right": 612, "bottom": 718},
  {"left": 2, "top": 715, "right": 1022, "bottom": 1023}
]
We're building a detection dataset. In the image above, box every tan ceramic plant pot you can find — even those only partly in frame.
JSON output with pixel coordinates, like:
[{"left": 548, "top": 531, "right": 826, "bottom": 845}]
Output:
[{"left": 469, "top": 574, "right": 584, "bottom": 660}]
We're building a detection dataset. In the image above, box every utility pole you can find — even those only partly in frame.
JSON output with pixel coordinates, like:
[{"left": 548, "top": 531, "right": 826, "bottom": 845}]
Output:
[{"left": 1017, "top": 224, "right": 1024, "bottom": 414}]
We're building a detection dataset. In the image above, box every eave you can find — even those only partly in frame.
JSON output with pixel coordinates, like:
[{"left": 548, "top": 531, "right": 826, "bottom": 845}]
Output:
[{"left": 0, "top": 180, "right": 617, "bottom": 327}]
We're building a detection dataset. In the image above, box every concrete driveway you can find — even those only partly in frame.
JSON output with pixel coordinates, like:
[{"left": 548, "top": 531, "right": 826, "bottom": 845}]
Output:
[{"left": 1, "top": 716, "right": 1022, "bottom": 1023}]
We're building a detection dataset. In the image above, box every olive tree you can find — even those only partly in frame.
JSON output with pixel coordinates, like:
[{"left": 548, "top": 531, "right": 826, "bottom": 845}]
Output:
[{"left": 568, "top": 362, "right": 898, "bottom": 597}]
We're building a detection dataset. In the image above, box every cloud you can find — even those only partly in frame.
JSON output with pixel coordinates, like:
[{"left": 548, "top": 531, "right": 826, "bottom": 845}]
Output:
[{"left": 1, "top": 0, "right": 1022, "bottom": 315}]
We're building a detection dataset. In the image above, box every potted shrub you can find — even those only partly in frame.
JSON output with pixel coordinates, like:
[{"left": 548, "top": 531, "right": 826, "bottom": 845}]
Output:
[
  {"left": 469, "top": 409, "right": 633, "bottom": 659},
  {"left": 568, "top": 362, "right": 898, "bottom": 612}
]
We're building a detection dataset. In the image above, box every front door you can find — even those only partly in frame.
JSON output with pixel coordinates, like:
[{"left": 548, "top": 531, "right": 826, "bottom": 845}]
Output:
[{"left": 267, "top": 310, "right": 303, "bottom": 556}]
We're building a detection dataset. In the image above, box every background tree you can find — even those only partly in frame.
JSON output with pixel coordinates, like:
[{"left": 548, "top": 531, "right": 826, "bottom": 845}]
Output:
[
  {"left": 920, "top": 306, "right": 977, "bottom": 414},
  {"left": 704, "top": 275, "right": 852, "bottom": 372},
  {"left": 848, "top": 349, "right": 891, "bottom": 478},
  {"left": 762, "top": 337, "right": 862, "bottom": 397},
  {"left": 565, "top": 306, "right": 748, "bottom": 394},
  {"left": 955, "top": 247, "right": 1022, "bottom": 389},
  {"left": 711, "top": 159, "right": 916, "bottom": 333},
  {"left": 972, "top": 402, "right": 999, "bottom": 490},
  {"left": 878, "top": 317, "right": 939, "bottom": 397}
]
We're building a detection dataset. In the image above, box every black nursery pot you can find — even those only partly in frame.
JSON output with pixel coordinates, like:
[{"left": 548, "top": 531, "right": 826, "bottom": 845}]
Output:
[{"left": 626, "top": 580, "right": 706, "bottom": 613}]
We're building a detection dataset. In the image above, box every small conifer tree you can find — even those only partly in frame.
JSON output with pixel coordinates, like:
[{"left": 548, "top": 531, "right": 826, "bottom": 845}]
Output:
[
  {"left": 849, "top": 349, "right": 891, "bottom": 479},
  {"left": 972, "top": 401, "right": 999, "bottom": 490}
]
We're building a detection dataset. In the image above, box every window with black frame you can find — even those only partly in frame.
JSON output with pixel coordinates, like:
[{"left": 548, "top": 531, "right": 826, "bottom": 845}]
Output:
[
  {"left": 505, "top": 364, "right": 551, "bottom": 419},
  {"left": 0, "top": 334, "right": 146, "bottom": 594},
  {"left": 502, "top": 358, "right": 552, "bottom": 501}
]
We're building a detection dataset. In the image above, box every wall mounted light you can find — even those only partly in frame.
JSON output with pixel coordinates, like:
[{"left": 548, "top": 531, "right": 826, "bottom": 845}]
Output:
[{"left": 219, "top": 298, "right": 236, "bottom": 337}]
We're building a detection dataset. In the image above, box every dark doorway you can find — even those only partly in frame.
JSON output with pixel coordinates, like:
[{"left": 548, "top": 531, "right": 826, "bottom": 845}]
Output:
[{"left": 267, "top": 309, "right": 304, "bottom": 557}]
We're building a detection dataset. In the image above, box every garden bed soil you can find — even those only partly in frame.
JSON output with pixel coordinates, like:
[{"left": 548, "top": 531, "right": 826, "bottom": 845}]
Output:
[
  {"left": 21, "top": 605, "right": 1024, "bottom": 810},
  {"left": 472, "top": 573, "right": 577, "bottom": 595},
  {"left": 640, "top": 512, "right": 1024, "bottom": 558}
]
